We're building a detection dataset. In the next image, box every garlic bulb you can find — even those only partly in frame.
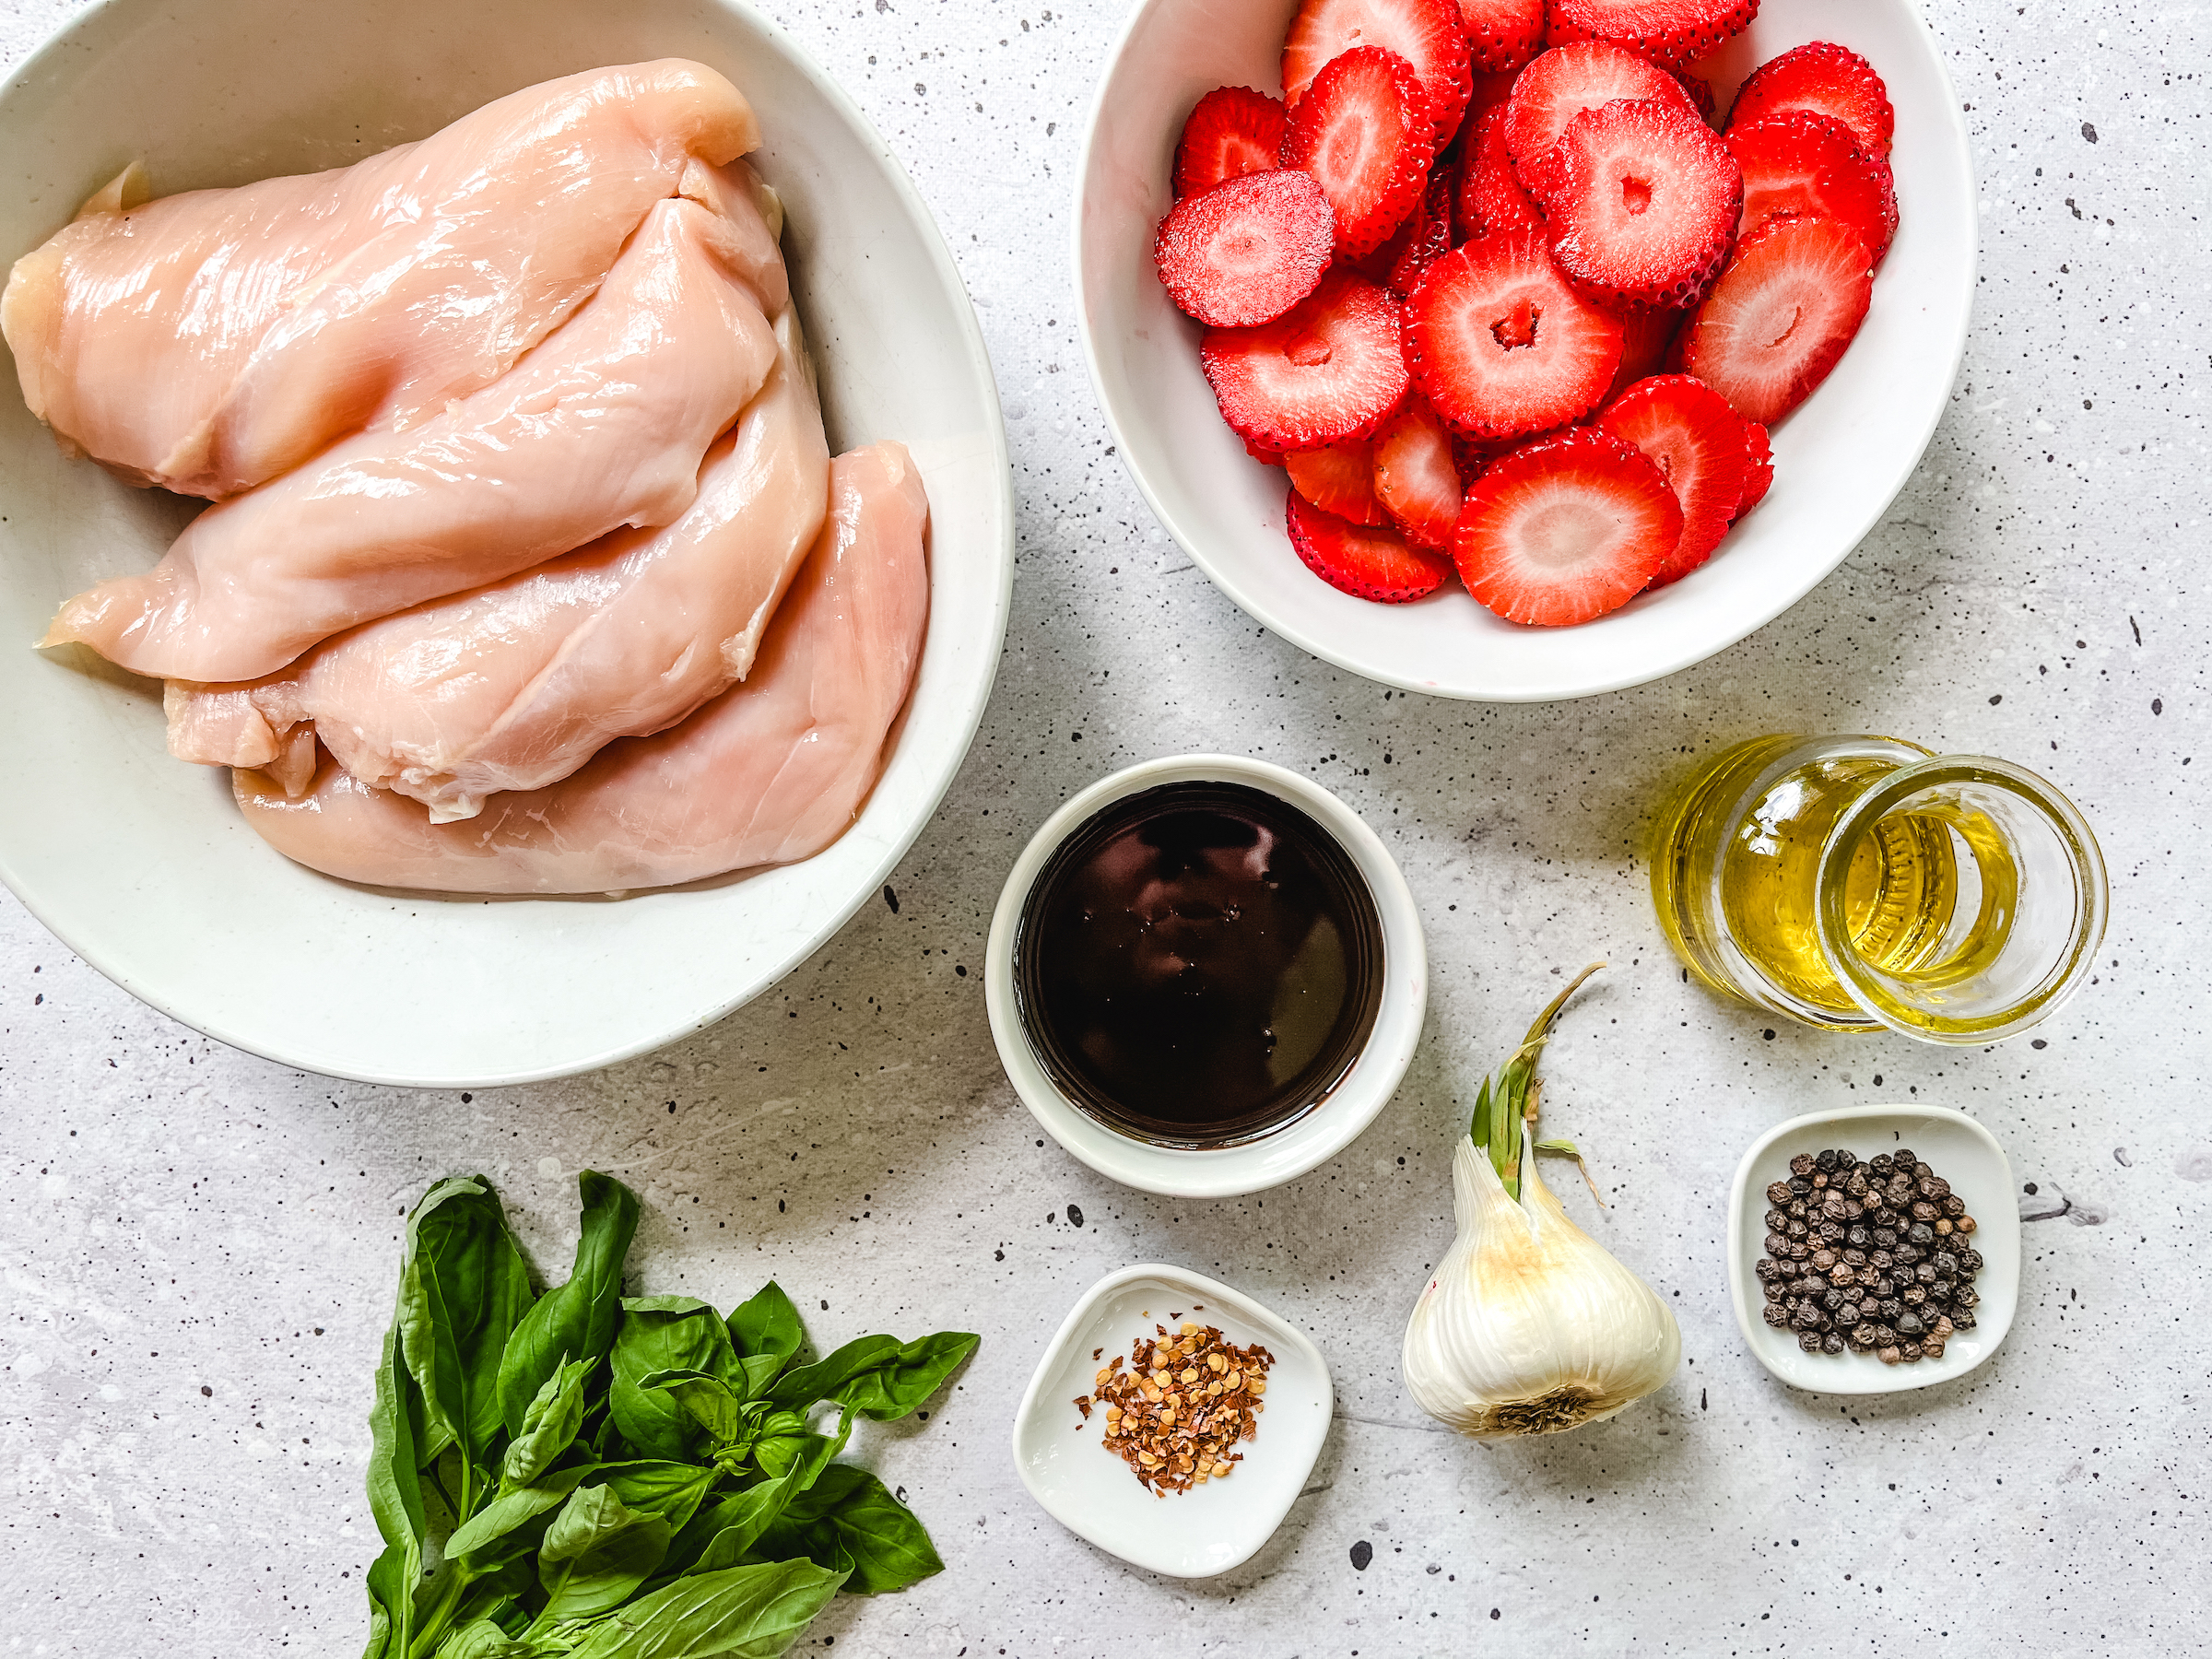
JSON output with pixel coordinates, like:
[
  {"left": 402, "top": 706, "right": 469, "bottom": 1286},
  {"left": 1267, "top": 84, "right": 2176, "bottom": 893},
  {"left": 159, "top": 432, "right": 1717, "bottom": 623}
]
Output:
[{"left": 1401, "top": 968, "right": 1680, "bottom": 1439}]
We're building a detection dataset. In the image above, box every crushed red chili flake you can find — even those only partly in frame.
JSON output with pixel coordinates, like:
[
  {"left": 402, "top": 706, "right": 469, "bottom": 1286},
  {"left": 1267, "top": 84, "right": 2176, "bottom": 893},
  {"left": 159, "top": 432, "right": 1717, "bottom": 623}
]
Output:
[{"left": 1083, "top": 1320, "right": 1273, "bottom": 1496}]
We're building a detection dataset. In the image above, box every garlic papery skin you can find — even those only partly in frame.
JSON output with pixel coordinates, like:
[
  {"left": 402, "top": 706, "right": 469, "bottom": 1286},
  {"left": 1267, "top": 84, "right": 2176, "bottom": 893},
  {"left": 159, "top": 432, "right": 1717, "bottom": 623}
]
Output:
[{"left": 1402, "top": 1127, "right": 1681, "bottom": 1439}]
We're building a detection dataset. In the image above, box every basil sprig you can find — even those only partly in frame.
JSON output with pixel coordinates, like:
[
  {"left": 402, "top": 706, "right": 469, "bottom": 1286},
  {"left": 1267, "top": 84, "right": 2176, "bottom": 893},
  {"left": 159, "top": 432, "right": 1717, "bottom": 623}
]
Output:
[{"left": 362, "top": 1173, "right": 976, "bottom": 1659}]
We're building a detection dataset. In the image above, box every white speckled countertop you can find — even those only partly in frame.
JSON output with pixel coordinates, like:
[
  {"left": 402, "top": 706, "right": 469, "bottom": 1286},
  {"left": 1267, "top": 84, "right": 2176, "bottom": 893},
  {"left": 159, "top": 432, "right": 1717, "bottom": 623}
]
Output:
[{"left": 4, "top": 1, "right": 2208, "bottom": 1653}]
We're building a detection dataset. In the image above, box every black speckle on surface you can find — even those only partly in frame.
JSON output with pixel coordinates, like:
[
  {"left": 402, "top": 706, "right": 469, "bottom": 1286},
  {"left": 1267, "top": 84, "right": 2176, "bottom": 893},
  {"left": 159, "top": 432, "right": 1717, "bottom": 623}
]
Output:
[
  {"left": 1762, "top": 1029, "right": 1776, "bottom": 1041},
  {"left": 2032, "top": 1039, "right": 2048, "bottom": 1050},
  {"left": 1066, "top": 1203, "right": 1085, "bottom": 1228},
  {"left": 1349, "top": 1540, "right": 1373, "bottom": 1571},
  {"left": 199, "top": 1385, "right": 212, "bottom": 1397},
  {"left": 1491, "top": 1608, "right": 1502, "bottom": 1620},
  {"left": 955, "top": 964, "right": 968, "bottom": 977},
  {"left": 2082, "top": 121, "right": 2099, "bottom": 142},
  {"left": 1989, "top": 694, "right": 2002, "bottom": 705},
  {"left": 2023, "top": 1182, "right": 2038, "bottom": 1195},
  {"left": 2152, "top": 698, "right": 2163, "bottom": 715},
  {"left": 882, "top": 885, "right": 900, "bottom": 914}
]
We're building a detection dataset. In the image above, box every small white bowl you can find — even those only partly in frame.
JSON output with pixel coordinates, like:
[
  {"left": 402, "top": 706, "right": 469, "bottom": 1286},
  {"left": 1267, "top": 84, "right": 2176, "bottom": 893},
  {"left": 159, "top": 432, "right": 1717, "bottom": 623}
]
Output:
[
  {"left": 0, "top": 0, "right": 1011, "bottom": 1086},
  {"left": 1009, "top": 1263, "right": 1333, "bottom": 1579},
  {"left": 982, "top": 755, "right": 1427, "bottom": 1197},
  {"left": 1073, "top": 0, "right": 1975, "bottom": 701},
  {"left": 1727, "top": 1104, "right": 2020, "bottom": 1394}
]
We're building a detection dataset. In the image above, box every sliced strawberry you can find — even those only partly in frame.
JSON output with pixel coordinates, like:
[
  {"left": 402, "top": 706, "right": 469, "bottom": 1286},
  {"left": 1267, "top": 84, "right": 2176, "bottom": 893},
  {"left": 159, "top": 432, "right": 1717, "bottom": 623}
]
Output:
[
  {"left": 1282, "top": 48, "right": 1438, "bottom": 257},
  {"left": 1542, "top": 0, "right": 1759, "bottom": 65},
  {"left": 1371, "top": 394, "right": 1465, "bottom": 549},
  {"left": 1595, "top": 372, "right": 1750, "bottom": 584},
  {"left": 1536, "top": 96, "right": 1742, "bottom": 310},
  {"left": 1727, "top": 41, "right": 1894, "bottom": 158},
  {"left": 1203, "top": 267, "right": 1411, "bottom": 451},
  {"left": 1287, "top": 488, "right": 1453, "bottom": 602},
  {"left": 1286, "top": 435, "right": 1388, "bottom": 524},
  {"left": 1503, "top": 42, "right": 1698, "bottom": 196},
  {"left": 1173, "top": 88, "right": 1291, "bottom": 199},
  {"left": 1246, "top": 434, "right": 1288, "bottom": 464},
  {"left": 1283, "top": 0, "right": 1474, "bottom": 144},
  {"left": 1155, "top": 170, "right": 1335, "bottom": 327},
  {"left": 1604, "top": 303, "right": 1682, "bottom": 400},
  {"left": 1404, "top": 231, "right": 1622, "bottom": 438},
  {"left": 1678, "top": 214, "right": 1872, "bottom": 424},
  {"left": 1388, "top": 170, "right": 1458, "bottom": 295},
  {"left": 1728, "top": 110, "right": 1898, "bottom": 262},
  {"left": 1734, "top": 418, "right": 1772, "bottom": 516},
  {"left": 1673, "top": 68, "right": 1715, "bottom": 121},
  {"left": 1458, "top": 0, "right": 1546, "bottom": 71},
  {"left": 1453, "top": 427, "right": 1677, "bottom": 623},
  {"left": 1467, "top": 68, "right": 1524, "bottom": 113},
  {"left": 1457, "top": 103, "right": 1547, "bottom": 240}
]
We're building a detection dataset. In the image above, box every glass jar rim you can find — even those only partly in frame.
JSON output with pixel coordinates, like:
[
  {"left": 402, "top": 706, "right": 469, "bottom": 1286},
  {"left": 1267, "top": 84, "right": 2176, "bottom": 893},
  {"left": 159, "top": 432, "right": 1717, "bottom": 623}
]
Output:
[{"left": 1812, "top": 754, "right": 2108, "bottom": 1044}]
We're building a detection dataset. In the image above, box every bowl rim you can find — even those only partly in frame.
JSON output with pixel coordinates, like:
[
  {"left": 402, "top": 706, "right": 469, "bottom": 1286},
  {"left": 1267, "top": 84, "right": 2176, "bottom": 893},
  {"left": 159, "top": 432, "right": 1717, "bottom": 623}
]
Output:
[
  {"left": 1071, "top": 0, "right": 1977, "bottom": 702},
  {"left": 1007, "top": 1260, "right": 1333, "bottom": 1578},
  {"left": 0, "top": 0, "right": 1015, "bottom": 1088},
  {"left": 1724, "top": 1101, "right": 2019, "bottom": 1395},
  {"left": 982, "top": 753, "right": 1427, "bottom": 1197}
]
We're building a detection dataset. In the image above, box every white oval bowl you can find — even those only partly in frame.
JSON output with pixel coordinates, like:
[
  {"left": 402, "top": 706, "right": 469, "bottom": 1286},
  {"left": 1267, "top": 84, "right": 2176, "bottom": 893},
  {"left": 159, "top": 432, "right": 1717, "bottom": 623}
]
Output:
[
  {"left": 1075, "top": 0, "right": 1974, "bottom": 701},
  {"left": 0, "top": 0, "right": 1011, "bottom": 1087},
  {"left": 983, "top": 754, "right": 1428, "bottom": 1198}
]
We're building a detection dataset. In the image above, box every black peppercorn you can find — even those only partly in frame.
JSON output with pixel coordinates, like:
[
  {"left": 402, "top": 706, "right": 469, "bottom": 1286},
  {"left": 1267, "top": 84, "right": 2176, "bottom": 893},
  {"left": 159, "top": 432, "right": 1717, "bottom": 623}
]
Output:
[
  {"left": 1763, "top": 1231, "right": 1791, "bottom": 1256},
  {"left": 1869, "top": 1154, "right": 1893, "bottom": 1173},
  {"left": 1952, "top": 1308, "right": 1976, "bottom": 1330},
  {"left": 1942, "top": 1194, "right": 1967, "bottom": 1218},
  {"left": 1870, "top": 1324, "right": 1897, "bottom": 1347},
  {"left": 1791, "top": 1154, "right": 1816, "bottom": 1177},
  {"left": 1900, "top": 1340, "right": 1924, "bottom": 1363},
  {"left": 1896, "top": 1311, "right": 1924, "bottom": 1337},
  {"left": 1912, "top": 1200, "right": 1940, "bottom": 1222},
  {"left": 1878, "top": 1299, "right": 1903, "bottom": 1323},
  {"left": 1892, "top": 1147, "right": 1916, "bottom": 1166},
  {"left": 1873, "top": 1225, "right": 1899, "bottom": 1246},
  {"left": 1789, "top": 1176, "right": 1814, "bottom": 1196},
  {"left": 1958, "top": 1248, "right": 1983, "bottom": 1273},
  {"left": 1766, "top": 1180, "right": 1795, "bottom": 1206},
  {"left": 1765, "top": 1207, "right": 1791, "bottom": 1231},
  {"left": 1821, "top": 1331, "right": 1845, "bottom": 1354},
  {"left": 1786, "top": 1218, "right": 1809, "bottom": 1237},
  {"left": 1914, "top": 1261, "right": 1938, "bottom": 1284},
  {"left": 1763, "top": 1303, "right": 1790, "bottom": 1328},
  {"left": 1764, "top": 1281, "right": 1786, "bottom": 1303},
  {"left": 1901, "top": 1284, "right": 1927, "bottom": 1306},
  {"left": 1798, "top": 1331, "right": 1824, "bottom": 1352},
  {"left": 1755, "top": 1257, "right": 1783, "bottom": 1281}
]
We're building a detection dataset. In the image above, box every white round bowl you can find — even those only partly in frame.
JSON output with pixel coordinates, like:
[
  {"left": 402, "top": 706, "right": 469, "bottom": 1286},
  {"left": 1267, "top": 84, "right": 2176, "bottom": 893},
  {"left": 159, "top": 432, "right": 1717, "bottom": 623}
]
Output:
[
  {"left": 983, "top": 755, "right": 1428, "bottom": 1197},
  {"left": 0, "top": 0, "right": 1011, "bottom": 1086},
  {"left": 1074, "top": 0, "right": 1974, "bottom": 700}
]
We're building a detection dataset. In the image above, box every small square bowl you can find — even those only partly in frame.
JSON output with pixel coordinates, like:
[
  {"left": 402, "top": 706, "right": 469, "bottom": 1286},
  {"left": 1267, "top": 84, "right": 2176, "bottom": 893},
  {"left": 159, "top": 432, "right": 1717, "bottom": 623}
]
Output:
[
  {"left": 1010, "top": 1264, "right": 1332, "bottom": 1578},
  {"left": 1728, "top": 1104, "right": 2019, "bottom": 1394}
]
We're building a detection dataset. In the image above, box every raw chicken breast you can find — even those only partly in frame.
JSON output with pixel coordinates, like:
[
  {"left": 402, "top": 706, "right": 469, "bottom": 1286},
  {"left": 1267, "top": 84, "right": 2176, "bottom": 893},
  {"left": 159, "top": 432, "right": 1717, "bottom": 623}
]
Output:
[
  {"left": 234, "top": 443, "right": 930, "bottom": 894},
  {"left": 168, "top": 303, "right": 830, "bottom": 822},
  {"left": 45, "top": 190, "right": 780, "bottom": 683},
  {"left": 2, "top": 60, "right": 759, "bottom": 499}
]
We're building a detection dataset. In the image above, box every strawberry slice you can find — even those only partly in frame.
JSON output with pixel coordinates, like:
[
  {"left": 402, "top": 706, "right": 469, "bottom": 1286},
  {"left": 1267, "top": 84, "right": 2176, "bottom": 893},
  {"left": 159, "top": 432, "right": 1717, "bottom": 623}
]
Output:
[
  {"left": 1503, "top": 42, "right": 1698, "bottom": 196},
  {"left": 1466, "top": 67, "right": 1524, "bottom": 113},
  {"left": 1403, "top": 230, "right": 1624, "bottom": 439},
  {"left": 1283, "top": 0, "right": 1474, "bottom": 144},
  {"left": 1453, "top": 428, "right": 1677, "bottom": 623},
  {"left": 1594, "top": 372, "right": 1751, "bottom": 584},
  {"left": 1286, "top": 435, "right": 1388, "bottom": 524},
  {"left": 1727, "top": 41, "right": 1895, "bottom": 158},
  {"left": 1282, "top": 48, "right": 1438, "bottom": 257},
  {"left": 1388, "top": 170, "right": 1458, "bottom": 296},
  {"left": 1174, "top": 87, "right": 1291, "bottom": 199},
  {"left": 1673, "top": 67, "right": 1716, "bottom": 121},
  {"left": 1734, "top": 418, "right": 1772, "bottom": 517},
  {"left": 1371, "top": 394, "right": 1465, "bottom": 550},
  {"left": 1202, "top": 267, "right": 1411, "bottom": 451},
  {"left": 1458, "top": 0, "right": 1546, "bottom": 71},
  {"left": 1728, "top": 110, "right": 1898, "bottom": 262},
  {"left": 1457, "top": 103, "right": 1547, "bottom": 240},
  {"left": 1677, "top": 215, "right": 1872, "bottom": 424},
  {"left": 1536, "top": 96, "right": 1742, "bottom": 310},
  {"left": 1155, "top": 170, "right": 1335, "bottom": 326},
  {"left": 1605, "top": 303, "right": 1682, "bottom": 400},
  {"left": 1542, "top": 0, "right": 1760, "bottom": 66},
  {"left": 1287, "top": 488, "right": 1453, "bottom": 602}
]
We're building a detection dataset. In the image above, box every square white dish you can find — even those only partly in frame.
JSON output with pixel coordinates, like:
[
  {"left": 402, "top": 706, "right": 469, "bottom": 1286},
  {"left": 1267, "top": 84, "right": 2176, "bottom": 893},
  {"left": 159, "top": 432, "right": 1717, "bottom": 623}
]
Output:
[
  {"left": 1009, "top": 1264, "right": 1332, "bottom": 1578},
  {"left": 1727, "top": 1104, "right": 2020, "bottom": 1394},
  {"left": 0, "top": 0, "right": 1011, "bottom": 1086}
]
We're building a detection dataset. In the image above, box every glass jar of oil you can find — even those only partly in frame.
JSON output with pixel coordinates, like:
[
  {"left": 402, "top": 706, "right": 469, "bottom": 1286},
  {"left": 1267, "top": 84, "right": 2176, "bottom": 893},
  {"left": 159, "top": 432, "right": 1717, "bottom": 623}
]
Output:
[{"left": 1651, "top": 735, "right": 2107, "bottom": 1042}]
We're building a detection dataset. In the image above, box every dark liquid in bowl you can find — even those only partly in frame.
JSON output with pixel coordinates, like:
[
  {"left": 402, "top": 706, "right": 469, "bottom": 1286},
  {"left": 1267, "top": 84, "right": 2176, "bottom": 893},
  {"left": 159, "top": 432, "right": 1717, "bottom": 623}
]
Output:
[{"left": 1013, "top": 782, "right": 1385, "bottom": 1147}]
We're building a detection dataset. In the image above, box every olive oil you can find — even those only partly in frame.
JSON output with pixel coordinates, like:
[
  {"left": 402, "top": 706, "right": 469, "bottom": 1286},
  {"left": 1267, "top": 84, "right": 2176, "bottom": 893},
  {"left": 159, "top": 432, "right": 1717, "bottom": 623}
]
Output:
[{"left": 1652, "top": 736, "right": 2098, "bottom": 1041}]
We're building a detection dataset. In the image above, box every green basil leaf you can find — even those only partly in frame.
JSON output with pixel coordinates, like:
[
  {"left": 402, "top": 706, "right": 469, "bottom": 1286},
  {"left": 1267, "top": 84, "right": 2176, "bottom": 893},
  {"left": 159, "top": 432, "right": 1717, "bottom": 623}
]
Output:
[
  {"left": 444, "top": 1462, "right": 595, "bottom": 1560},
  {"left": 610, "top": 1300, "right": 740, "bottom": 1461},
  {"left": 594, "top": 1459, "right": 722, "bottom": 1535},
  {"left": 749, "top": 1465, "right": 943, "bottom": 1594},
  {"left": 823, "top": 1332, "right": 979, "bottom": 1422},
  {"left": 364, "top": 1315, "right": 425, "bottom": 1658},
  {"left": 500, "top": 1357, "right": 588, "bottom": 1491},
  {"left": 429, "top": 1618, "right": 533, "bottom": 1659},
  {"left": 760, "top": 1335, "right": 900, "bottom": 1411},
  {"left": 496, "top": 1172, "right": 641, "bottom": 1435},
  {"left": 725, "top": 1284, "right": 804, "bottom": 1376},
  {"left": 637, "top": 1369, "right": 750, "bottom": 1447},
  {"left": 669, "top": 1470, "right": 802, "bottom": 1579},
  {"left": 535, "top": 1485, "right": 674, "bottom": 1625},
  {"left": 400, "top": 1176, "right": 534, "bottom": 1478},
  {"left": 561, "top": 1559, "right": 846, "bottom": 1659}
]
